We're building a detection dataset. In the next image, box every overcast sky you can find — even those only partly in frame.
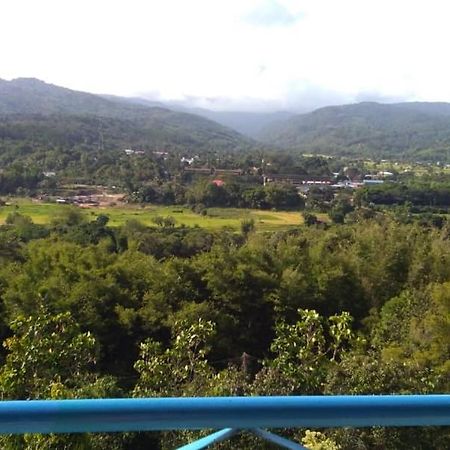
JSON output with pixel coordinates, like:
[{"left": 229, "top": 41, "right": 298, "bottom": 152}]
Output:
[{"left": 2, "top": 0, "right": 450, "bottom": 111}]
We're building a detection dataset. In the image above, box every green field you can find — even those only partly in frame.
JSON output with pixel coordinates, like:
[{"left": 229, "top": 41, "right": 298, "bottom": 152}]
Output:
[{"left": 0, "top": 199, "right": 323, "bottom": 231}]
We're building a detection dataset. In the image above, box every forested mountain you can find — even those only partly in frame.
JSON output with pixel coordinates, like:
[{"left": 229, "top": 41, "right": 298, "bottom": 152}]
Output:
[
  {"left": 185, "top": 109, "right": 295, "bottom": 138},
  {"left": 0, "top": 113, "right": 252, "bottom": 154},
  {"left": 6, "top": 77, "right": 450, "bottom": 161},
  {"left": 259, "top": 101, "right": 450, "bottom": 161},
  {"left": 0, "top": 78, "right": 255, "bottom": 152},
  {"left": 105, "top": 94, "right": 295, "bottom": 138},
  {"left": 0, "top": 78, "right": 123, "bottom": 116}
]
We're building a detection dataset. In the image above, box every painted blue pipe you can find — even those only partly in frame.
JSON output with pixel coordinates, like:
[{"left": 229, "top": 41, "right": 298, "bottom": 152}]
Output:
[
  {"left": 0, "top": 395, "right": 448, "bottom": 434},
  {"left": 177, "top": 428, "right": 238, "bottom": 450}
]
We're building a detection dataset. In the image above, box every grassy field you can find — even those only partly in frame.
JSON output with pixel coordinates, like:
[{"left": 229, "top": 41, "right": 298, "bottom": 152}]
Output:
[{"left": 0, "top": 199, "right": 326, "bottom": 231}]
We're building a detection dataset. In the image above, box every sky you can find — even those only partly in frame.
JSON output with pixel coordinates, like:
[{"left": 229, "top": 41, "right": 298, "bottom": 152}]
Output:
[{"left": 2, "top": 0, "right": 450, "bottom": 112}]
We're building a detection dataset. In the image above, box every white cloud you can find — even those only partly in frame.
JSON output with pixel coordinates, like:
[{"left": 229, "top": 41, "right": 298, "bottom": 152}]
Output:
[
  {"left": 2, "top": 0, "right": 450, "bottom": 110},
  {"left": 243, "top": 0, "right": 300, "bottom": 27}
]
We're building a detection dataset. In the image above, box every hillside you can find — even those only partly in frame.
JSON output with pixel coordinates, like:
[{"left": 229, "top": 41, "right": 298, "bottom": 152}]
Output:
[
  {"left": 0, "top": 78, "right": 255, "bottom": 152},
  {"left": 104, "top": 94, "right": 295, "bottom": 138},
  {"left": 185, "top": 109, "right": 294, "bottom": 138},
  {"left": 259, "top": 102, "right": 450, "bottom": 161},
  {"left": 0, "top": 78, "right": 145, "bottom": 117}
]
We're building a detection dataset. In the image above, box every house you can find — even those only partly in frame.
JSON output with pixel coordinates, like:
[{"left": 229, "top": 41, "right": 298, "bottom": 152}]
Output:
[
  {"left": 181, "top": 157, "right": 195, "bottom": 165},
  {"left": 363, "top": 179, "right": 384, "bottom": 185},
  {"left": 378, "top": 171, "right": 394, "bottom": 177},
  {"left": 263, "top": 174, "right": 333, "bottom": 187},
  {"left": 124, "top": 149, "right": 145, "bottom": 155},
  {"left": 153, "top": 151, "right": 169, "bottom": 158}
]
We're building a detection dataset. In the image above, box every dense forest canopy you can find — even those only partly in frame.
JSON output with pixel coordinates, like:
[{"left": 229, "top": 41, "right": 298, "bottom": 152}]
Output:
[
  {"left": 0, "top": 208, "right": 448, "bottom": 448},
  {"left": 259, "top": 102, "right": 450, "bottom": 162},
  {"left": 0, "top": 79, "right": 256, "bottom": 155}
]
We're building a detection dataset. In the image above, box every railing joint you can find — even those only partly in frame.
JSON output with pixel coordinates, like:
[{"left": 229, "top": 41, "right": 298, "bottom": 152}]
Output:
[{"left": 177, "top": 428, "right": 238, "bottom": 450}]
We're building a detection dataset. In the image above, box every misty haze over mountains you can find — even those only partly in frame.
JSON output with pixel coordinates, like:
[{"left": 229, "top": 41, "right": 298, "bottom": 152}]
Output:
[
  {"left": 2, "top": 77, "right": 450, "bottom": 161},
  {"left": 116, "top": 96, "right": 297, "bottom": 138},
  {"left": 0, "top": 78, "right": 256, "bottom": 153},
  {"left": 0, "top": 78, "right": 293, "bottom": 139},
  {"left": 0, "top": 77, "right": 408, "bottom": 138}
]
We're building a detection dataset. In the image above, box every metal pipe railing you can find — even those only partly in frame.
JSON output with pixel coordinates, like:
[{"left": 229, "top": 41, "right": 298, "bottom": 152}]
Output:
[{"left": 0, "top": 395, "right": 449, "bottom": 435}]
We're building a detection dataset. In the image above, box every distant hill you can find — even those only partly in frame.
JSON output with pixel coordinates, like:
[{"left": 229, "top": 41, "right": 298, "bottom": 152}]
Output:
[
  {"left": 0, "top": 78, "right": 133, "bottom": 117},
  {"left": 6, "top": 79, "right": 450, "bottom": 161},
  {"left": 0, "top": 78, "right": 255, "bottom": 152},
  {"left": 104, "top": 94, "right": 296, "bottom": 138},
  {"left": 0, "top": 113, "right": 253, "bottom": 155},
  {"left": 259, "top": 102, "right": 450, "bottom": 161},
  {"left": 184, "top": 109, "right": 295, "bottom": 138}
]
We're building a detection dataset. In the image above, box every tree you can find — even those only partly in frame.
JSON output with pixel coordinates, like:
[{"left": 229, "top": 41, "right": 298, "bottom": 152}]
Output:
[
  {"left": 240, "top": 218, "right": 255, "bottom": 237},
  {"left": 134, "top": 318, "right": 215, "bottom": 397},
  {"left": 51, "top": 206, "right": 86, "bottom": 228},
  {"left": 257, "top": 309, "right": 355, "bottom": 394},
  {"left": 302, "top": 212, "right": 319, "bottom": 226},
  {"left": 264, "top": 183, "right": 304, "bottom": 209},
  {"left": 329, "top": 199, "right": 354, "bottom": 224},
  {"left": 133, "top": 319, "right": 216, "bottom": 449},
  {"left": 0, "top": 308, "right": 120, "bottom": 450}
]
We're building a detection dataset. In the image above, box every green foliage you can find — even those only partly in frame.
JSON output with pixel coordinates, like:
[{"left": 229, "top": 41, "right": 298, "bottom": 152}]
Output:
[
  {"left": 301, "top": 430, "right": 341, "bottom": 450},
  {"left": 0, "top": 79, "right": 255, "bottom": 161},
  {"left": 0, "top": 308, "right": 119, "bottom": 450},
  {"left": 51, "top": 206, "right": 86, "bottom": 227},
  {"left": 133, "top": 319, "right": 216, "bottom": 449},
  {"left": 303, "top": 211, "right": 319, "bottom": 226},
  {"left": 0, "top": 164, "right": 44, "bottom": 195},
  {"left": 329, "top": 198, "right": 354, "bottom": 224},
  {"left": 240, "top": 218, "right": 255, "bottom": 236},
  {"left": 355, "top": 181, "right": 450, "bottom": 207},
  {"left": 3, "top": 78, "right": 450, "bottom": 449},
  {"left": 151, "top": 215, "right": 176, "bottom": 228},
  {"left": 324, "top": 353, "right": 450, "bottom": 449},
  {"left": 0, "top": 211, "right": 448, "bottom": 448},
  {"left": 0, "top": 308, "right": 112, "bottom": 400},
  {"left": 267, "top": 310, "right": 355, "bottom": 393},
  {"left": 261, "top": 101, "right": 450, "bottom": 162},
  {"left": 4, "top": 212, "right": 49, "bottom": 241},
  {"left": 185, "top": 179, "right": 304, "bottom": 210},
  {"left": 134, "top": 319, "right": 215, "bottom": 397}
]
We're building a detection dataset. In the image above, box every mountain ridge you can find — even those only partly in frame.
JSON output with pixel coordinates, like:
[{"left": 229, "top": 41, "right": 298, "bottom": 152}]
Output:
[
  {"left": 0, "top": 78, "right": 255, "bottom": 152},
  {"left": 4, "top": 78, "right": 450, "bottom": 160},
  {"left": 258, "top": 101, "right": 450, "bottom": 161},
  {"left": 101, "top": 94, "right": 295, "bottom": 137}
]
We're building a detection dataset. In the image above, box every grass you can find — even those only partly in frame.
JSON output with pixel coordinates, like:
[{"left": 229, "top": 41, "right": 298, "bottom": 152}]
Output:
[{"left": 0, "top": 199, "right": 327, "bottom": 231}]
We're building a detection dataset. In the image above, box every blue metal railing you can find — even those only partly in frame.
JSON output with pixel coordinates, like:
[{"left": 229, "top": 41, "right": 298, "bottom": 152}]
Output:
[{"left": 0, "top": 395, "right": 449, "bottom": 449}]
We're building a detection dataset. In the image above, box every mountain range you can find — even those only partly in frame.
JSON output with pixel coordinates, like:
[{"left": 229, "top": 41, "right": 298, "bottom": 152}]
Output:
[
  {"left": 259, "top": 102, "right": 450, "bottom": 161},
  {"left": 101, "top": 94, "right": 294, "bottom": 138},
  {"left": 2, "top": 77, "right": 450, "bottom": 161},
  {"left": 0, "top": 78, "right": 255, "bottom": 153}
]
